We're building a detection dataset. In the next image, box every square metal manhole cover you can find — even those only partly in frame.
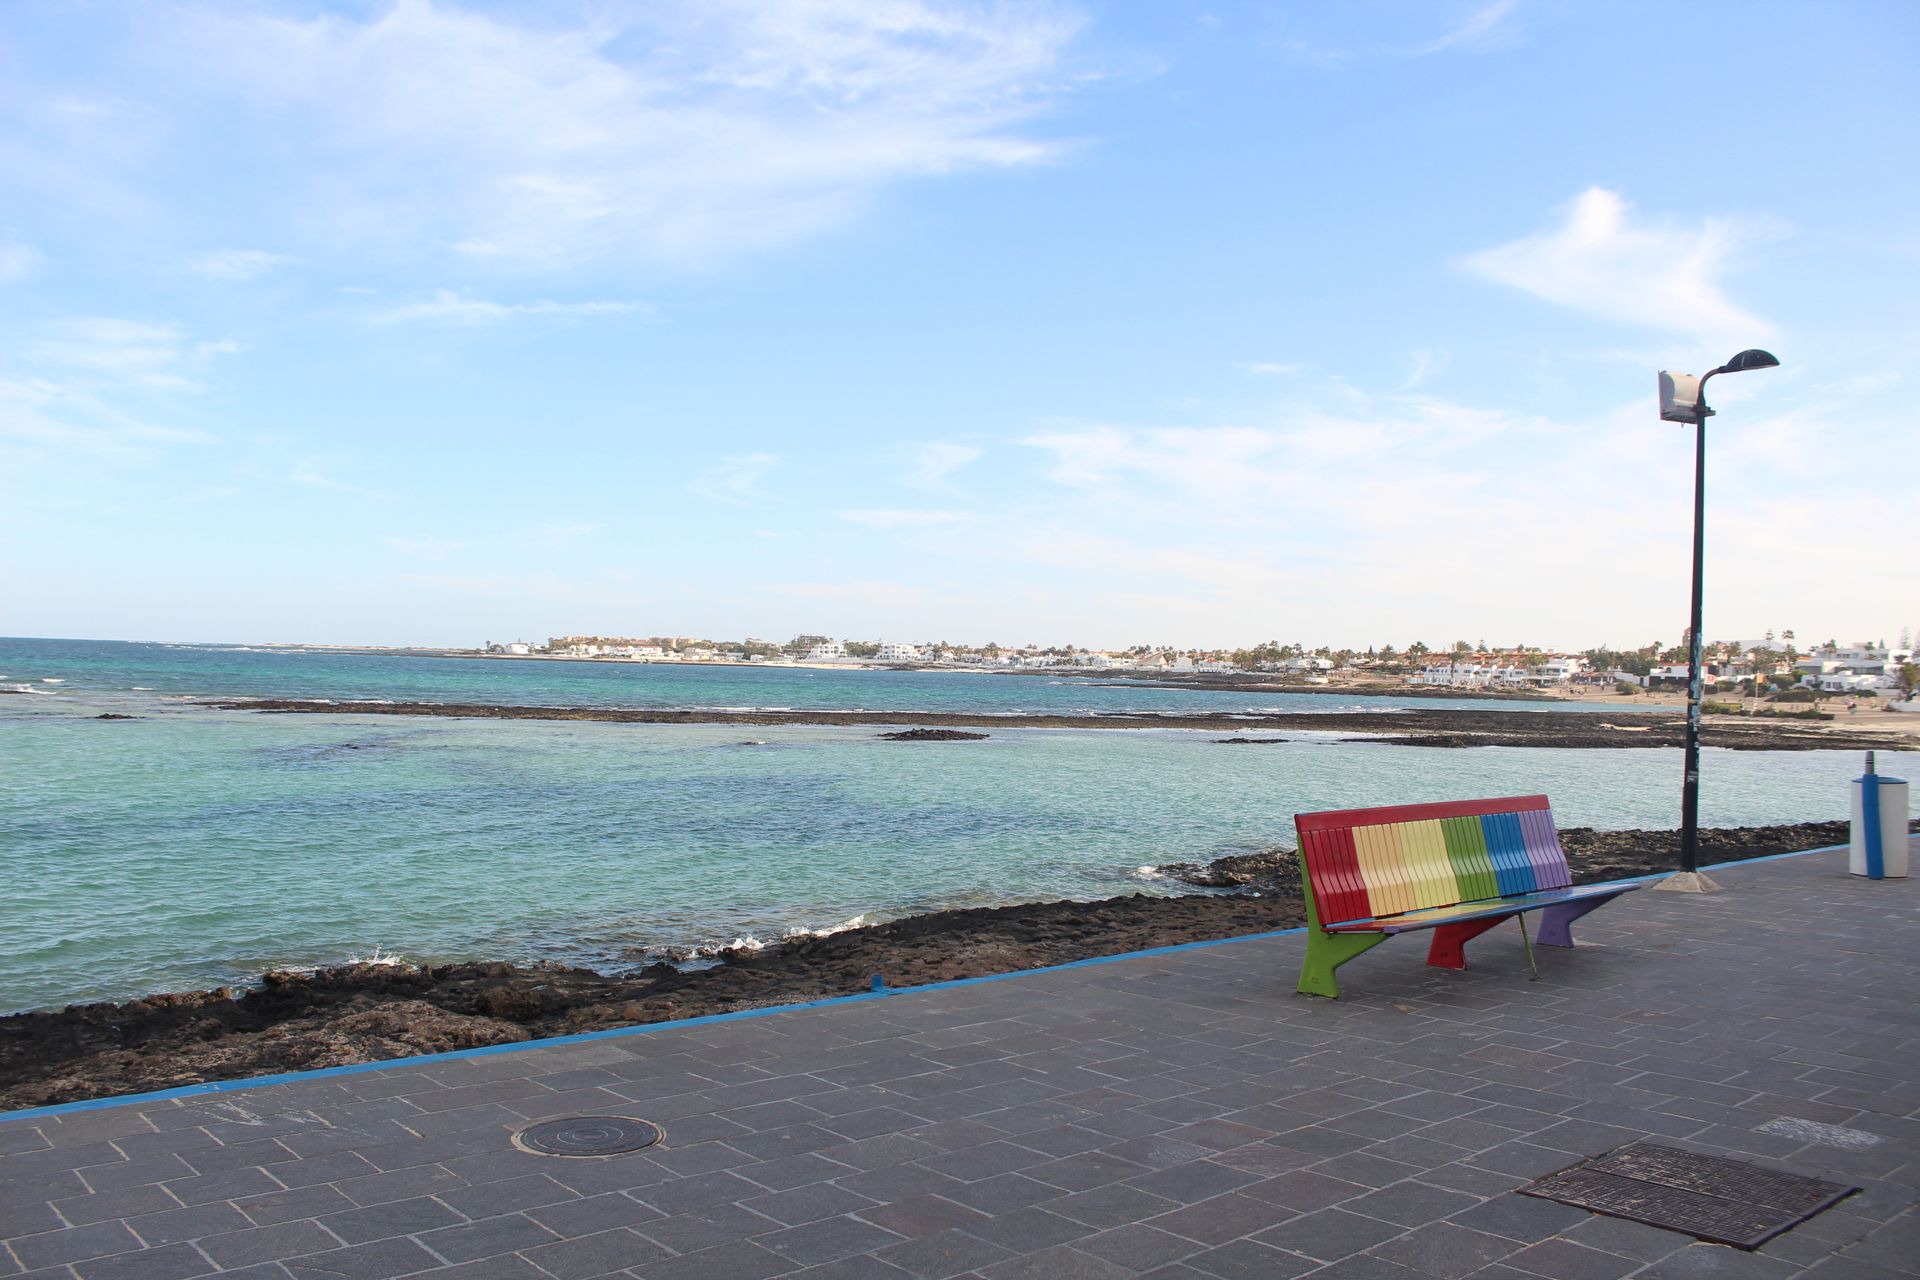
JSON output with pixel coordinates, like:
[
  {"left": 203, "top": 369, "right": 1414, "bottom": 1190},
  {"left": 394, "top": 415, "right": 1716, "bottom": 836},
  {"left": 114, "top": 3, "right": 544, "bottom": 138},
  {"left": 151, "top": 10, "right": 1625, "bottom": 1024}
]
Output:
[{"left": 1520, "top": 1141, "right": 1859, "bottom": 1250}]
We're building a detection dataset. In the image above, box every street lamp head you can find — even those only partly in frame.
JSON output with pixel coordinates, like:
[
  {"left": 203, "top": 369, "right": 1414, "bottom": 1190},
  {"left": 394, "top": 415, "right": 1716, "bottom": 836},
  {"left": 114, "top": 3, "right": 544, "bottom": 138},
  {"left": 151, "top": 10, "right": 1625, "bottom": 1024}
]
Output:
[{"left": 1716, "top": 348, "right": 1780, "bottom": 375}]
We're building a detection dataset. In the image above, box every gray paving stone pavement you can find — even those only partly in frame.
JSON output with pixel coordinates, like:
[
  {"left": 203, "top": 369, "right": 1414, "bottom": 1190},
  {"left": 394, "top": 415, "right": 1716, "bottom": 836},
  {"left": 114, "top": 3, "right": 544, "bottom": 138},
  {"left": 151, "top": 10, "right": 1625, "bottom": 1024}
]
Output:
[{"left": 3, "top": 846, "right": 1917, "bottom": 1278}]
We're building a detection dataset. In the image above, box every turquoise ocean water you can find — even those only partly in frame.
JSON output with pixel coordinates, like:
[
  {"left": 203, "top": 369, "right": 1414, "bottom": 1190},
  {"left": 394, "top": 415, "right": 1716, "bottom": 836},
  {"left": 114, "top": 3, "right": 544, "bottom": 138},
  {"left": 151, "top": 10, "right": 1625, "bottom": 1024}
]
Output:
[{"left": 0, "top": 638, "right": 1863, "bottom": 1013}]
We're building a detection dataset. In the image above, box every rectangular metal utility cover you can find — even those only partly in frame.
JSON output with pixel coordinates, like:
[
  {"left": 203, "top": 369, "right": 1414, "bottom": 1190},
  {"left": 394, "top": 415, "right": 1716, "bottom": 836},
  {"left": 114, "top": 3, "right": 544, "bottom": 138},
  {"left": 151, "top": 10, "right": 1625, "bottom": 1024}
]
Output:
[{"left": 1520, "top": 1141, "right": 1858, "bottom": 1250}]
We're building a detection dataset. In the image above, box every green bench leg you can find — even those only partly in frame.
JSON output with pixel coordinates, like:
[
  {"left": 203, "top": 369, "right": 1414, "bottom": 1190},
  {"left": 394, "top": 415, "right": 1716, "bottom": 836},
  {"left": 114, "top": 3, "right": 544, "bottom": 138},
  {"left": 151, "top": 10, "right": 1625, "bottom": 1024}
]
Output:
[{"left": 1297, "top": 930, "right": 1389, "bottom": 999}]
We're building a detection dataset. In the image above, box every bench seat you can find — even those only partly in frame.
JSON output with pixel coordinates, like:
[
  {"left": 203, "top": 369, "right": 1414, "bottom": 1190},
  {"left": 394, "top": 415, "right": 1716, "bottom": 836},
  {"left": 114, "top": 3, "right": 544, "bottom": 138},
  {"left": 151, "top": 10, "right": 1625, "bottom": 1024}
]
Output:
[
  {"left": 1294, "top": 795, "right": 1640, "bottom": 997},
  {"left": 1323, "top": 882, "right": 1637, "bottom": 935}
]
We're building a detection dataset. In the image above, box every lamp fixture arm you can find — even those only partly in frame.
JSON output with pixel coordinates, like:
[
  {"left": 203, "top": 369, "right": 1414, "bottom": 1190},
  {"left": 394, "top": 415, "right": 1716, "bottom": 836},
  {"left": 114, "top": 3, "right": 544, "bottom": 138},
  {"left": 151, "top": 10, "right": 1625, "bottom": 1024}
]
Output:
[{"left": 1694, "top": 365, "right": 1727, "bottom": 425}]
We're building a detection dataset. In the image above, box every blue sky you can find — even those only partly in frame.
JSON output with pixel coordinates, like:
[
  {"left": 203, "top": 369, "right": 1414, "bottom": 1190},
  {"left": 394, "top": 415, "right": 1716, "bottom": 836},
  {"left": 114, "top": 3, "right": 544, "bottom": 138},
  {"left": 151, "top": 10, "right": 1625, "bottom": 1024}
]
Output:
[{"left": 3, "top": 0, "right": 1916, "bottom": 649}]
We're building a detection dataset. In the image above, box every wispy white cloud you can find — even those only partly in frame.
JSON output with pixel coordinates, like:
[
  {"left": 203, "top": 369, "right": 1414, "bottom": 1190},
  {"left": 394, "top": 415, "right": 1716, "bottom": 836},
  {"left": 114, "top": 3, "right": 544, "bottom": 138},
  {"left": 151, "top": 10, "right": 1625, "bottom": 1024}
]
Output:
[
  {"left": 689, "top": 451, "right": 778, "bottom": 505},
  {"left": 167, "top": 484, "right": 243, "bottom": 505},
  {"left": 839, "top": 508, "right": 970, "bottom": 529},
  {"left": 1021, "top": 422, "right": 1296, "bottom": 501},
  {"left": 127, "top": 0, "right": 1086, "bottom": 268},
  {"left": 292, "top": 462, "right": 387, "bottom": 499},
  {"left": 1815, "top": 370, "right": 1902, "bottom": 399},
  {"left": 976, "top": 368, "right": 1913, "bottom": 647},
  {"left": 1410, "top": 0, "right": 1520, "bottom": 56},
  {"left": 50, "top": 95, "right": 116, "bottom": 118},
  {"left": 382, "top": 535, "right": 466, "bottom": 558},
  {"left": 1270, "top": 1, "right": 1521, "bottom": 69},
  {"left": 766, "top": 579, "right": 932, "bottom": 607},
  {"left": 1404, "top": 347, "right": 1449, "bottom": 388},
  {"left": 188, "top": 248, "right": 300, "bottom": 280},
  {"left": 0, "top": 240, "right": 43, "bottom": 282},
  {"left": 981, "top": 391, "right": 1663, "bottom": 640},
  {"left": 531, "top": 520, "right": 601, "bottom": 546},
  {"left": 26, "top": 317, "right": 239, "bottom": 390},
  {"left": 901, "top": 441, "right": 983, "bottom": 489},
  {"left": 1461, "top": 187, "right": 1776, "bottom": 342},
  {"left": 369, "top": 290, "right": 646, "bottom": 324},
  {"left": 29, "top": 319, "right": 182, "bottom": 378},
  {"left": 0, "top": 375, "right": 214, "bottom": 458}
]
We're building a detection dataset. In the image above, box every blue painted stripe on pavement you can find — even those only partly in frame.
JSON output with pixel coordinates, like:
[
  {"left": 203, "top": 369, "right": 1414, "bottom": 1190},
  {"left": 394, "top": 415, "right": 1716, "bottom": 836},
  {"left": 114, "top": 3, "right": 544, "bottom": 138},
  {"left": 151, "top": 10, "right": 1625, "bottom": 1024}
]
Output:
[
  {"left": 0, "top": 923, "right": 1321, "bottom": 1124},
  {"left": 0, "top": 842, "right": 1855, "bottom": 1125}
]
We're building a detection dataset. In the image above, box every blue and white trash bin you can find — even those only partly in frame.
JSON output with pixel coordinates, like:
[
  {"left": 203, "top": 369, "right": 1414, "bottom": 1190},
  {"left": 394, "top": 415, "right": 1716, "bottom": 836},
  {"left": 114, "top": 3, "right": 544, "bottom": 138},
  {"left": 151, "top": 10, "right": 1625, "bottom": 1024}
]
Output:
[{"left": 1851, "top": 752, "right": 1909, "bottom": 879}]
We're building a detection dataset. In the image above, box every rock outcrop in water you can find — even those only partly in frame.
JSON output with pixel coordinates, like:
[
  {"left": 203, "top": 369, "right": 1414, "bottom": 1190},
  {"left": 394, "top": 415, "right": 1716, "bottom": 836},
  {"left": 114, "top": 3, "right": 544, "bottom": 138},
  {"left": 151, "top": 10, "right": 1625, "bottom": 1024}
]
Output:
[
  {"left": 877, "top": 728, "right": 990, "bottom": 741},
  {"left": 1157, "top": 846, "right": 1299, "bottom": 889},
  {"left": 204, "top": 698, "right": 1919, "bottom": 751}
]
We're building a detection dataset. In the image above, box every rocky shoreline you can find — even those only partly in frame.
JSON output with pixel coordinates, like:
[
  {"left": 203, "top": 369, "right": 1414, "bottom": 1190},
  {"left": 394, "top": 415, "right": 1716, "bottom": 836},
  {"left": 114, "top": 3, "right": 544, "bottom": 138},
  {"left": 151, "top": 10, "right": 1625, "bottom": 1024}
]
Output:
[
  {"left": 202, "top": 699, "right": 1916, "bottom": 751},
  {"left": 0, "top": 821, "right": 1864, "bottom": 1110}
]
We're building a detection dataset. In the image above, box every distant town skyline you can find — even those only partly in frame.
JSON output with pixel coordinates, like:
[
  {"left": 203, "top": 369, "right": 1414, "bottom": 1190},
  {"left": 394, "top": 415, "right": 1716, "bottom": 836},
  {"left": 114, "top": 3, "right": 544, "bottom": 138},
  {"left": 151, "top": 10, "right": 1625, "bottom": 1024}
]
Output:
[
  {"left": 3, "top": 2, "right": 1915, "bottom": 646},
  {"left": 464, "top": 628, "right": 1919, "bottom": 659},
  {"left": 483, "top": 632, "right": 1917, "bottom": 695}
]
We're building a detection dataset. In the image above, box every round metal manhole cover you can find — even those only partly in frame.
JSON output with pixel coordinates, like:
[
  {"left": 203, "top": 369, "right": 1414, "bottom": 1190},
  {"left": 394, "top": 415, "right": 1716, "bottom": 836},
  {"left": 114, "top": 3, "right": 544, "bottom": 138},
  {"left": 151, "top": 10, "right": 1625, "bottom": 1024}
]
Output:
[{"left": 512, "top": 1116, "right": 664, "bottom": 1157}]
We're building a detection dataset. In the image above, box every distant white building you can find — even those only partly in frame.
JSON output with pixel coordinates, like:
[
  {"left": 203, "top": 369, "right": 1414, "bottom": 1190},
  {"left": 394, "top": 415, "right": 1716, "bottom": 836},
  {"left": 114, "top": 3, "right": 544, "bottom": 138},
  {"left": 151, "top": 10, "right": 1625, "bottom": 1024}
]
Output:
[
  {"left": 505, "top": 641, "right": 531, "bottom": 656},
  {"left": 1796, "top": 645, "right": 1911, "bottom": 680},
  {"left": 1531, "top": 656, "right": 1588, "bottom": 684},
  {"left": 1411, "top": 662, "right": 1515, "bottom": 687},
  {"left": 1648, "top": 661, "right": 1752, "bottom": 688},
  {"left": 1414, "top": 658, "right": 1603, "bottom": 688},
  {"left": 803, "top": 640, "right": 848, "bottom": 662},
  {"left": 875, "top": 642, "right": 921, "bottom": 662}
]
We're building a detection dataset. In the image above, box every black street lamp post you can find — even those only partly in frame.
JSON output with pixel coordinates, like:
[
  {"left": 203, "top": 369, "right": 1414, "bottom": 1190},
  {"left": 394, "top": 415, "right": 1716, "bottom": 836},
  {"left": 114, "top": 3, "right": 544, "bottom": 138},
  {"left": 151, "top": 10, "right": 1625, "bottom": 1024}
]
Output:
[{"left": 1660, "top": 349, "right": 1780, "bottom": 887}]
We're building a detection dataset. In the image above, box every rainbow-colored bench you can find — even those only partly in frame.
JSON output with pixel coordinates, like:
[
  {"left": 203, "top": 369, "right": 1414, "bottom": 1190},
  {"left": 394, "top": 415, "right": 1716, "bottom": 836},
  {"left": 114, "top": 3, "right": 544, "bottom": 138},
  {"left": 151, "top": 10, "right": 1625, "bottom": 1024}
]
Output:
[{"left": 1294, "top": 795, "right": 1640, "bottom": 998}]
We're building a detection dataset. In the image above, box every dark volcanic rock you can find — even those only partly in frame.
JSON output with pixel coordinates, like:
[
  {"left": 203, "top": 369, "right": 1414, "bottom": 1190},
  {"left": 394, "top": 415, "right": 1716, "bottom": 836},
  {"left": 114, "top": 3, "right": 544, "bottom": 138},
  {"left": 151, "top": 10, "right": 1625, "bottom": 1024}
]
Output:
[
  {"left": 94, "top": 713, "right": 141, "bottom": 720},
  {"left": 1159, "top": 846, "right": 1299, "bottom": 890},
  {"left": 204, "top": 697, "right": 1918, "bottom": 751},
  {"left": 877, "top": 728, "right": 990, "bottom": 741},
  {"left": 0, "top": 820, "right": 1886, "bottom": 1110},
  {"left": 1556, "top": 820, "right": 1867, "bottom": 880}
]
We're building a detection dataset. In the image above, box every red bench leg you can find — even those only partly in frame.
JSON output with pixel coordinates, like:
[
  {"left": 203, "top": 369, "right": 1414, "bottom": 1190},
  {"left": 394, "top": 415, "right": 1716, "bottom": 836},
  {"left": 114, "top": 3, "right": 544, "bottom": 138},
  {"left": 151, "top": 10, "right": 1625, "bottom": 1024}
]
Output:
[{"left": 1427, "top": 915, "right": 1514, "bottom": 970}]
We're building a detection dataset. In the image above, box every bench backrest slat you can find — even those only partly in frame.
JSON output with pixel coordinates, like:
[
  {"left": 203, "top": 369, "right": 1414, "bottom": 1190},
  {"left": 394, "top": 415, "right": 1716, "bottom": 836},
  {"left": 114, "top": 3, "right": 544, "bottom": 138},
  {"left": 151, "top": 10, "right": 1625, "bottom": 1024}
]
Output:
[
  {"left": 1523, "top": 809, "right": 1573, "bottom": 890},
  {"left": 1304, "top": 827, "right": 1369, "bottom": 925},
  {"left": 1295, "top": 794, "right": 1570, "bottom": 926}
]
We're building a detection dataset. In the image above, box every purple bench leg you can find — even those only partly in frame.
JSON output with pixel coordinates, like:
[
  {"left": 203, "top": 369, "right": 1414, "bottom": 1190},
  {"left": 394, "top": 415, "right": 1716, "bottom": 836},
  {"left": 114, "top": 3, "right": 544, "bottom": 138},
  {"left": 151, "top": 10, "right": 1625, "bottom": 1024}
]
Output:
[{"left": 1536, "top": 895, "right": 1617, "bottom": 948}]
